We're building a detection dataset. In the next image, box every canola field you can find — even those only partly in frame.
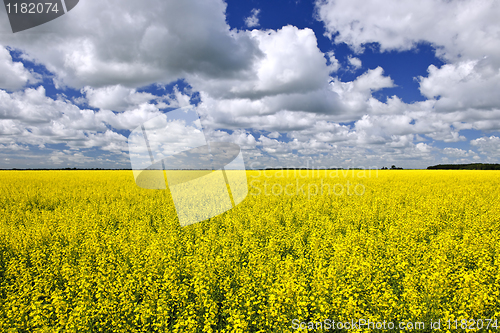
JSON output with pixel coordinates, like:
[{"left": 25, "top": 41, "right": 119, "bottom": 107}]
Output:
[{"left": 0, "top": 170, "right": 499, "bottom": 332}]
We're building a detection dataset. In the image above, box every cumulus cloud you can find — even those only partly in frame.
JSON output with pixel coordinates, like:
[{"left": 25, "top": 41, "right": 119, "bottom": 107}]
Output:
[
  {"left": 328, "top": 67, "right": 395, "bottom": 119},
  {"left": 325, "top": 51, "right": 340, "bottom": 73},
  {"left": 418, "top": 58, "right": 500, "bottom": 112},
  {"left": 316, "top": 0, "right": 500, "bottom": 116},
  {"left": 164, "top": 85, "right": 195, "bottom": 108},
  {"left": 0, "top": 0, "right": 261, "bottom": 89},
  {"left": 0, "top": 85, "right": 163, "bottom": 153},
  {"left": 245, "top": 9, "right": 261, "bottom": 28},
  {"left": 191, "top": 25, "right": 357, "bottom": 129},
  {"left": 202, "top": 105, "right": 480, "bottom": 169},
  {"left": 190, "top": 26, "right": 331, "bottom": 100},
  {"left": 193, "top": 26, "right": 398, "bottom": 131},
  {"left": 82, "top": 85, "right": 157, "bottom": 112},
  {"left": 0, "top": 86, "right": 69, "bottom": 124},
  {"left": 0, "top": 143, "right": 29, "bottom": 151},
  {"left": 442, "top": 147, "right": 477, "bottom": 159},
  {"left": 347, "top": 56, "right": 362, "bottom": 70},
  {"left": 1, "top": 0, "right": 499, "bottom": 169},
  {"left": 0, "top": 46, "right": 39, "bottom": 91},
  {"left": 471, "top": 136, "right": 500, "bottom": 158},
  {"left": 315, "top": 0, "right": 500, "bottom": 63}
]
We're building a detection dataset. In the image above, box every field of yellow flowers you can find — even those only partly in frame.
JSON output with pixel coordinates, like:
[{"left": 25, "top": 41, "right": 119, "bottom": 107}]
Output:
[{"left": 0, "top": 170, "right": 499, "bottom": 332}]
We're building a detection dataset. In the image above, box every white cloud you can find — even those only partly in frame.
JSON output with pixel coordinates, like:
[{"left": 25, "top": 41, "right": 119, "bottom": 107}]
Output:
[
  {"left": 166, "top": 86, "right": 194, "bottom": 108},
  {"left": 328, "top": 67, "right": 395, "bottom": 118},
  {"left": 194, "top": 26, "right": 397, "bottom": 131},
  {"left": 347, "top": 56, "right": 362, "bottom": 70},
  {"left": 442, "top": 148, "right": 476, "bottom": 158},
  {"left": 249, "top": 26, "right": 329, "bottom": 96},
  {"left": 414, "top": 142, "right": 432, "bottom": 154},
  {"left": 190, "top": 26, "right": 331, "bottom": 100},
  {"left": 0, "top": 46, "right": 38, "bottom": 91},
  {"left": 83, "top": 85, "right": 157, "bottom": 112},
  {"left": 315, "top": 0, "right": 500, "bottom": 126},
  {"left": 325, "top": 51, "right": 340, "bottom": 73},
  {"left": 315, "top": 0, "right": 500, "bottom": 64},
  {"left": 0, "top": 143, "right": 29, "bottom": 151},
  {"left": 471, "top": 136, "right": 500, "bottom": 158},
  {"left": 1, "top": 0, "right": 499, "bottom": 169},
  {"left": 96, "top": 105, "right": 164, "bottom": 131},
  {"left": 418, "top": 58, "right": 500, "bottom": 112},
  {"left": 74, "top": 131, "right": 128, "bottom": 152},
  {"left": 0, "top": 0, "right": 261, "bottom": 89},
  {"left": 245, "top": 9, "right": 261, "bottom": 28},
  {"left": 0, "top": 85, "right": 153, "bottom": 152},
  {"left": 352, "top": 66, "right": 394, "bottom": 92},
  {"left": 0, "top": 86, "right": 66, "bottom": 124},
  {"left": 191, "top": 25, "right": 356, "bottom": 129}
]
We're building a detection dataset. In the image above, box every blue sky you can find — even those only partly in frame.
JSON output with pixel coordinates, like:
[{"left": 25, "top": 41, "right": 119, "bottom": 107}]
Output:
[{"left": 0, "top": 0, "right": 500, "bottom": 169}]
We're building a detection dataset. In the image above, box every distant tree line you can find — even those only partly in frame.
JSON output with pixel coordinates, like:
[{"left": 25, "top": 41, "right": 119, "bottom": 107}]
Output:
[
  {"left": 427, "top": 163, "right": 500, "bottom": 170},
  {"left": 381, "top": 165, "right": 403, "bottom": 170}
]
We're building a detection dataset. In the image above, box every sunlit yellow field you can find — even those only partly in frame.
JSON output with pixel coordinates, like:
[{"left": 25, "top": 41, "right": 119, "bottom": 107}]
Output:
[{"left": 0, "top": 170, "right": 499, "bottom": 332}]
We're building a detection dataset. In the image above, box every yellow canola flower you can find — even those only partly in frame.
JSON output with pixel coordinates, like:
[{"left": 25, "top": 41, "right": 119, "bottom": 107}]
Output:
[{"left": 0, "top": 170, "right": 498, "bottom": 332}]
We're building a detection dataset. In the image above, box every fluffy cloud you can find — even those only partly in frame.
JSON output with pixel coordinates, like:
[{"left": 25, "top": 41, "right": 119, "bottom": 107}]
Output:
[
  {"left": 0, "top": 86, "right": 69, "bottom": 124},
  {"left": 245, "top": 9, "right": 261, "bottom": 28},
  {"left": 418, "top": 59, "right": 500, "bottom": 112},
  {"left": 325, "top": 51, "right": 340, "bottom": 73},
  {"left": 191, "top": 25, "right": 357, "bottom": 128},
  {"left": 0, "top": 0, "right": 261, "bottom": 89},
  {"left": 328, "top": 67, "right": 395, "bottom": 119},
  {"left": 0, "top": 143, "right": 29, "bottom": 151},
  {"left": 0, "top": 85, "right": 161, "bottom": 151},
  {"left": 442, "top": 147, "right": 479, "bottom": 159},
  {"left": 316, "top": 0, "right": 500, "bottom": 115},
  {"left": 0, "top": 46, "right": 38, "bottom": 91},
  {"left": 1, "top": 0, "right": 499, "bottom": 169},
  {"left": 471, "top": 136, "right": 500, "bottom": 158},
  {"left": 347, "top": 56, "right": 362, "bottom": 70},
  {"left": 195, "top": 28, "right": 396, "bottom": 130},
  {"left": 82, "top": 85, "right": 157, "bottom": 112},
  {"left": 315, "top": 0, "right": 500, "bottom": 63},
  {"left": 190, "top": 26, "right": 331, "bottom": 100}
]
